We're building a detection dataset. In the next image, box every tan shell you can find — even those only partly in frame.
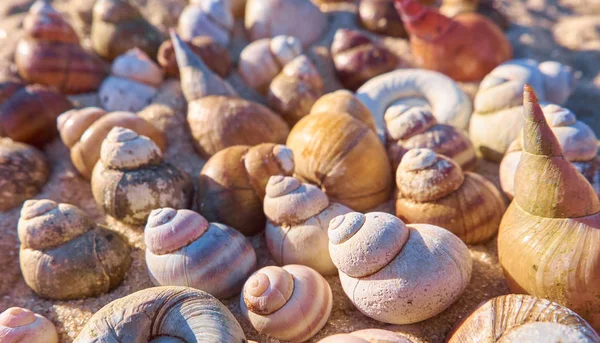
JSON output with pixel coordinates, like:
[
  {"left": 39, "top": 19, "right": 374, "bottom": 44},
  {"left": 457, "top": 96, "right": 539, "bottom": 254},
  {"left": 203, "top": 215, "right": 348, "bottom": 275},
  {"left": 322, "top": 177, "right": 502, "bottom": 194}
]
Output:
[
  {"left": 310, "top": 90, "right": 377, "bottom": 132},
  {"left": 328, "top": 212, "right": 472, "bottom": 324},
  {"left": 0, "top": 307, "right": 58, "bottom": 343},
  {"left": 396, "top": 148, "right": 506, "bottom": 244},
  {"left": 157, "top": 37, "right": 231, "bottom": 78},
  {"left": 178, "top": 0, "right": 233, "bottom": 45},
  {"left": 240, "top": 265, "right": 333, "bottom": 342},
  {"left": 318, "top": 329, "right": 415, "bottom": 343},
  {"left": 18, "top": 199, "right": 131, "bottom": 300}
]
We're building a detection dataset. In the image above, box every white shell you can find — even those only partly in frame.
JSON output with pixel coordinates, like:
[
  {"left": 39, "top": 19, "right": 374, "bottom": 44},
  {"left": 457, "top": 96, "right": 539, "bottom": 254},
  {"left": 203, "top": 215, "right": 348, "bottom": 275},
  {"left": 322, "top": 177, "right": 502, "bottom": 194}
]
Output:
[{"left": 178, "top": 0, "right": 234, "bottom": 46}]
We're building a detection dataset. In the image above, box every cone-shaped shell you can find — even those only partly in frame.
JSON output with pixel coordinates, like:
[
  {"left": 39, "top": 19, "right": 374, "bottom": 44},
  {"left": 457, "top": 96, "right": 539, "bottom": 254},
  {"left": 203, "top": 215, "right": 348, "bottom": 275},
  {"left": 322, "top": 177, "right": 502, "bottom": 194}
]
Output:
[
  {"left": 178, "top": 0, "right": 233, "bottom": 45},
  {"left": 310, "top": 90, "right": 377, "bottom": 132},
  {"left": 145, "top": 208, "right": 257, "bottom": 299},
  {"left": 240, "top": 265, "right": 333, "bottom": 342},
  {"left": 318, "top": 329, "right": 415, "bottom": 343},
  {"left": 447, "top": 294, "right": 600, "bottom": 343},
  {"left": 157, "top": 37, "right": 231, "bottom": 78},
  {"left": 329, "top": 212, "right": 472, "bottom": 324},
  {"left": 0, "top": 307, "right": 58, "bottom": 343},
  {"left": 75, "top": 286, "right": 246, "bottom": 342},
  {"left": 18, "top": 199, "right": 131, "bottom": 300}
]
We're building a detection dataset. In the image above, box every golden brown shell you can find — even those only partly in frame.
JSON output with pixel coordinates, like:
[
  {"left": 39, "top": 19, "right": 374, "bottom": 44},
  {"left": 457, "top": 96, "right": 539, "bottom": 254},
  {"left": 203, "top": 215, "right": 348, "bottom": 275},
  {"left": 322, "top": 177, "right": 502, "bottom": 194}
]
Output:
[{"left": 310, "top": 90, "right": 377, "bottom": 132}]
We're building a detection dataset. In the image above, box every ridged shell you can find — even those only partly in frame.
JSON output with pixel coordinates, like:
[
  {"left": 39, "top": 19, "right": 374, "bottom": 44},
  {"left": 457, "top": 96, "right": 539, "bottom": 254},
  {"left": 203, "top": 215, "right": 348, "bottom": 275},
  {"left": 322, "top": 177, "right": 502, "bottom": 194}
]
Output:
[{"left": 0, "top": 307, "right": 58, "bottom": 343}]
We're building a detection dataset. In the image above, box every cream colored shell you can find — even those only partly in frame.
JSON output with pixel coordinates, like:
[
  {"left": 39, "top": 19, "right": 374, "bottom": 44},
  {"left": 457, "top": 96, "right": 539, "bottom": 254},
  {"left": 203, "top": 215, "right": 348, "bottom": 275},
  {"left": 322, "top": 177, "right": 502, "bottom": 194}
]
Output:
[
  {"left": 0, "top": 307, "right": 58, "bottom": 343},
  {"left": 178, "top": 0, "right": 234, "bottom": 46}
]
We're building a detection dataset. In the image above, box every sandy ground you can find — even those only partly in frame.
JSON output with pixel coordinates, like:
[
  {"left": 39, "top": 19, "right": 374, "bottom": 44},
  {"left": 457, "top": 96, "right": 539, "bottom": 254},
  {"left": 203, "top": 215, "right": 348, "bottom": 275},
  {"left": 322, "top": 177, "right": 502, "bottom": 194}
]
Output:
[{"left": 0, "top": 0, "right": 599, "bottom": 342}]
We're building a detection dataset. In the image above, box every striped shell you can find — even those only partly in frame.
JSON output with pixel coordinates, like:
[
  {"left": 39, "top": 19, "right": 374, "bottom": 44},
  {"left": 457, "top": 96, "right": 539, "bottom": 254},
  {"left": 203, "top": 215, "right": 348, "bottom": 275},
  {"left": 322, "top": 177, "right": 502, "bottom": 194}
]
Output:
[
  {"left": 318, "top": 329, "right": 415, "bottom": 343},
  {"left": 396, "top": 148, "right": 506, "bottom": 244},
  {"left": 145, "top": 208, "right": 256, "bottom": 299},
  {"left": 0, "top": 307, "right": 58, "bottom": 343},
  {"left": 240, "top": 265, "right": 333, "bottom": 342}
]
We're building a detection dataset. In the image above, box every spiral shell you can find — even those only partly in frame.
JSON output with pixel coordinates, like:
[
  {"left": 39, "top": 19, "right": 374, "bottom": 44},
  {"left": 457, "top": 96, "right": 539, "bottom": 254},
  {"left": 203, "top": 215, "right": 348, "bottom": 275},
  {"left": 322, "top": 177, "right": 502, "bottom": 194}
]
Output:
[
  {"left": 238, "top": 35, "right": 303, "bottom": 95},
  {"left": 310, "top": 90, "right": 377, "bottom": 132},
  {"left": 328, "top": 212, "right": 472, "bottom": 324},
  {"left": 75, "top": 286, "right": 246, "bottom": 342},
  {"left": 319, "top": 329, "right": 415, "bottom": 343},
  {"left": 91, "top": 127, "right": 193, "bottom": 225},
  {"left": 18, "top": 199, "right": 131, "bottom": 300},
  {"left": 264, "top": 175, "right": 352, "bottom": 275},
  {"left": 240, "top": 265, "right": 333, "bottom": 342},
  {"left": 198, "top": 144, "right": 294, "bottom": 235},
  {"left": 0, "top": 138, "right": 49, "bottom": 211},
  {"left": 98, "top": 48, "right": 164, "bottom": 112},
  {"left": 57, "top": 108, "right": 166, "bottom": 179},
  {"left": 145, "top": 208, "right": 256, "bottom": 299},
  {"left": 0, "top": 307, "right": 58, "bottom": 343},
  {"left": 178, "top": 0, "right": 234, "bottom": 46},
  {"left": 447, "top": 294, "right": 600, "bottom": 343},
  {"left": 158, "top": 37, "right": 231, "bottom": 78}
]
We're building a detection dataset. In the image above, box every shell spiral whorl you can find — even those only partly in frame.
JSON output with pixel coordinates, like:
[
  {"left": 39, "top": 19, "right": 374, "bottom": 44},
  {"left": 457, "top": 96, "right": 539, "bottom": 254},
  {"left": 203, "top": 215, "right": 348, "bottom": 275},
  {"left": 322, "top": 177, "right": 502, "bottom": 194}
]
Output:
[
  {"left": 0, "top": 307, "right": 58, "bottom": 343},
  {"left": 100, "top": 126, "right": 162, "bottom": 170},
  {"left": 264, "top": 175, "right": 329, "bottom": 224}
]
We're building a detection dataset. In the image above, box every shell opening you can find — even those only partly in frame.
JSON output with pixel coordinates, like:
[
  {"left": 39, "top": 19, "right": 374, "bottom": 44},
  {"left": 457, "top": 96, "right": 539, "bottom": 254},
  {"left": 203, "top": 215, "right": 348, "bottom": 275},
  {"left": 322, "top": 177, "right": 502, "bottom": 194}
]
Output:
[
  {"left": 328, "top": 212, "right": 366, "bottom": 245},
  {"left": 243, "top": 267, "right": 294, "bottom": 315}
]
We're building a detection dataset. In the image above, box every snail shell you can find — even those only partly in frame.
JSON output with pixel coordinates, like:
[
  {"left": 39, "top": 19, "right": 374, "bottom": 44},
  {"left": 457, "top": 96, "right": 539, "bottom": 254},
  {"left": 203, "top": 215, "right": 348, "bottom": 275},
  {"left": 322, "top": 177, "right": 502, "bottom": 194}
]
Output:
[
  {"left": 245, "top": 0, "right": 328, "bottom": 48},
  {"left": 498, "top": 85, "right": 600, "bottom": 329},
  {"left": 0, "top": 307, "right": 58, "bottom": 343},
  {"left": 385, "top": 104, "right": 476, "bottom": 171},
  {"left": 91, "top": 127, "right": 193, "bottom": 225},
  {"left": 15, "top": 1, "right": 108, "bottom": 94},
  {"left": 328, "top": 212, "right": 472, "bottom": 324},
  {"left": 98, "top": 48, "right": 164, "bottom": 112},
  {"left": 447, "top": 294, "right": 600, "bottom": 343},
  {"left": 178, "top": 0, "right": 234, "bottom": 46},
  {"left": 440, "top": 0, "right": 509, "bottom": 31},
  {"left": 359, "top": 0, "right": 407, "bottom": 38},
  {"left": 75, "top": 286, "right": 246, "bottom": 342},
  {"left": 500, "top": 104, "right": 599, "bottom": 199},
  {"left": 0, "top": 138, "right": 49, "bottom": 211},
  {"left": 238, "top": 35, "right": 303, "bottom": 95},
  {"left": 18, "top": 199, "right": 131, "bottom": 300},
  {"left": 318, "top": 329, "right": 415, "bottom": 343},
  {"left": 396, "top": 148, "right": 506, "bottom": 244},
  {"left": 57, "top": 108, "right": 166, "bottom": 179},
  {"left": 240, "top": 265, "right": 333, "bottom": 342},
  {"left": 266, "top": 55, "right": 324, "bottom": 126},
  {"left": 91, "top": 0, "right": 164, "bottom": 61},
  {"left": 310, "top": 90, "right": 377, "bottom": 132},
  {"left": 157, "top": 37, "right": 231, "bottom": 78},
  {"left": 264, "top": 175, "right": 352, "bottom": 275},
  {"left": 287, "top": 111, "right": 392, "bottom": 212},
  {"left": 331, "top": 28, "right": 399, "bottom": 91},
  {"left": 145, "top": 208, "right": 256, "bottom": 299},
  {"left": 395, "top": 0, "right": 512, "bottom": 82},
  {"left": 469, "top": 59, "right": 574, "bottom": 161},
  {"left": 356, "top": 69, "right": 473, "bottom": 140},
  {"left": 0, "top": 81, "right": 73, "bottom": 146},
  {"left": 198, "top": 144, "right": 294, "bottom": 235}
]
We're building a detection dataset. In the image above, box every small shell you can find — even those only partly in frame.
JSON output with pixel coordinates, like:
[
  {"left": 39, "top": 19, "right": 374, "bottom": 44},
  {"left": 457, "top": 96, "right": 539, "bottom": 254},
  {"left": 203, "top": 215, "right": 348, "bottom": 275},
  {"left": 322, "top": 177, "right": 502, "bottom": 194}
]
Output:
[
  {"left": 0, "top": 307, "right": 58, "bottom": 343},
  {"left": 318, "top": 329, "right": 415, "bottom": 343},
  {"left": 157, "top": 37, "right": 231, "bottom": 78},
  {"left": 178, "top": 0, "right": 234, "bottom": 46},
  {"left": 240, "top": 265, "right": 333, "bottom": 342},
  {"left": 310, "top": 90, "right": 377, "bottom": 132},
  {"left": 359, "top": 0, "right": 407, "bottom": 37},
  {"left": 145, "top": 208, "right": 256, "bottom": 299}
]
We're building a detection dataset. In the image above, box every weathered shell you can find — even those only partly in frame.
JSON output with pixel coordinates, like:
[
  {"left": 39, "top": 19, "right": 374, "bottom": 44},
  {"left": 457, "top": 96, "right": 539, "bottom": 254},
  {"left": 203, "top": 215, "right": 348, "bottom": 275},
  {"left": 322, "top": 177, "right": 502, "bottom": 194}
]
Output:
[
  {"left": 0, "top": 307, "right": 58, "bottom": 343},
  {"left": 178, "top": 0, "right": 234, "bottom": 46},
  {"left": 157, "top": 37, "right": 231, "bottom": 78}
]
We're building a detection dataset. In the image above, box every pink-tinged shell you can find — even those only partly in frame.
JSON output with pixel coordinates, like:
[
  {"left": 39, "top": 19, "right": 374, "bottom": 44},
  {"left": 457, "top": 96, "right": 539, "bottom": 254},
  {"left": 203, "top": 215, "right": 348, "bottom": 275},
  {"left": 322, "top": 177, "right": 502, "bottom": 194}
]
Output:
[
  {"left": 240, "top": 265, "right": 333, "bottom": 342},
  {"left": 99, "top": 127, "right": 162, "bottom": 170},
  {"left": 178, "top": 0, "right": 233, "bottom": 45},
  {"left": 145, "top": 215, "right": 256, "bottom": 299},
  {"left": 0, "top": 307, "right": 58, "bottom": 343},
  {"left": 111, "top": 48, "right": 164, "bottom": 86},
  {"left": 318, "top": 328, "right": 415, "bottom": 343}
]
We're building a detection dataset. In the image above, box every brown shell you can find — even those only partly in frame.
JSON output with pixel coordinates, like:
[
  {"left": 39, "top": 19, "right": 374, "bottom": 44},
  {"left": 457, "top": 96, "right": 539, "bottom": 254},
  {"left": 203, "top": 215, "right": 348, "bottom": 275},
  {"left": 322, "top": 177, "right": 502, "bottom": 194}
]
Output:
[
  {"left": 187, "top": 96, "right": 290, "bottom": 158},
  {"left": 358, "top": 0, "right": 407, "bottom": 37},
  {"left": 287, "top": 112, "right": 392, "bottom": 211},
  {"left": 157, "top": 37, "right": 231, "bottom": 78},
  {"left": 440, "top": 0, "right": 509, "bottom": 31},
  {"left": 310, "top": 90, "right": 377, "bottom": 132},
  {"left": 0, "top": 139, "right": 49, "bottom": 211},
  {"left": 0, "top": 82, "right": 73, "bottom": 147}
]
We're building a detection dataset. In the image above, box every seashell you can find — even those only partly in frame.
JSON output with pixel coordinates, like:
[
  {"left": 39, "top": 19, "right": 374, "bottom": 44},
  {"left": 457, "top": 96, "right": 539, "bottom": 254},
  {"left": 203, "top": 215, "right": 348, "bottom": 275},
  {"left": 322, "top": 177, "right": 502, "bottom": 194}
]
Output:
[
  {"left": 15, "top": 1, "right": 108, "bottom": 94},
  {"left": 238, "top": 35, "right": 303, "bottom": 95},
  {"left": 98, "top": 48, "right": 164, "bottom": 112},
  {"left": 264, "top": 175, "right": 352, "bottom": 275},
  {"left": 266, "top": 55, "right": 324, "bottom": 126},
  {"left": 91, "top": 0, "right": 164, "bottom": 61},
  {"left": 18, "top": 199, "right": 131, "bottom": 300},
  {"left": 178, "top": 0, "right": 234, "bottom": 46},
  {"left": 57, "top": 107, "right": 166, "bottom": 179},
  {"left": 447, "top": 294, "right": 600, "bottom": 343},
  {"left": 440, "top": 0, "right": 509, "bottom": 31},
  {"left": 144, "top": 208, "right": 256, "bottom": 298},
  {"left": 75, "top": 286, "right": 246, "bottom": 342},
  {"left": 198, "top": 144, "right": 294, "bottom": 235},
  {"left": 469, "top": 59, "right": 575, "bottom": 161},
  {"left": 396, "top": 148, "right": 506, "bottom": 244},
  {"left": 318, "top": 329, "right": 415, "bottom": 343},
  {"left": 287, "top": 111, "right": 392, "bottom": 212},
  {"left": 0, "top": 138, "right": 49, "bottom": 211},
  {"left": 356, "top": 69, "right": 473, "bottom": 140},
  {"left": 245, "top": 0, "right": 328, "bottom": 48},
  {"left": 500, "top": 104, "right": 599, "bottom": 199},
  {"left": 0, "top": 307, "right": 58, "bottom": 343},
  {"left": 331, "top": 29, "right": 399, "bottom": 91},
  {"left": 385, "top": 104, "right": 476, "bottom": 171},
  {"left": 240, "top": 265, "right": 333, "bottom": 342},
  {"left": 359, "top": 0, "right": 407, "bottom": 38},
  {"left": 394, "top": 0, "right": 512, "bottom": 82},
  {"left": 497, "top": 85, "right": 600, "bottom": 330},
  {"left": 91, "top": 127, "right": 193, "bottom": 225},
  {"left": 0, "top": 81, "right": 73, "bottom": 147},
  {"left": 310, "top": 90, "right": 377, "bottom": 132},
  {"left": 329, "top": 212, "right": 472, "bottom": 324},
  {"left": 157, "top": 37, "right": 231, "bottom": 78}
]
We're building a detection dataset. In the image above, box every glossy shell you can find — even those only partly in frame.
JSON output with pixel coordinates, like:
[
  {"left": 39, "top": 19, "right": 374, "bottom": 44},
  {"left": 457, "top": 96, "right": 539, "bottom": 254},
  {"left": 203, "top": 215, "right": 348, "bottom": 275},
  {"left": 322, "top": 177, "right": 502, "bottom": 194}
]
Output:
[
  {"left": 359, "top": 0, "right": 407, "bottom": 37},
  {"left": 0, "top": 307, "right": 58, "bottom": 343},
  {"left": 310, "top": 90, "right": 377, "bottom": 132}
]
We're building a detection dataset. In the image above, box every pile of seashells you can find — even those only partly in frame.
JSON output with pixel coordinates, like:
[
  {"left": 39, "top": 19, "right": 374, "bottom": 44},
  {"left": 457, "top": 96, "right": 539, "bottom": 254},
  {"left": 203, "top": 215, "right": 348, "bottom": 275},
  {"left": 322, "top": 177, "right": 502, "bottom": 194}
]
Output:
[{"left": 0, "top": 0, "right": 598, "bottom": 342}]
